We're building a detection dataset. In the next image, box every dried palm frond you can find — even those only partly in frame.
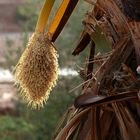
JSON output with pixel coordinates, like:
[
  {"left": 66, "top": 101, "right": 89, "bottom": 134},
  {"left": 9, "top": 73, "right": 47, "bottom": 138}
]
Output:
[{"left": 53, "top": 0, "right": 140, "bottom": 139}]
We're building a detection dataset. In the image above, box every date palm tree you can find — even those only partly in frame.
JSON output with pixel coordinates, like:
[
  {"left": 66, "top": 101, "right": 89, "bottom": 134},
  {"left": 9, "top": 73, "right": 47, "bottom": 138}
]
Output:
[{"left": 51, "top": 0, "right": 140, "bottom": 139}]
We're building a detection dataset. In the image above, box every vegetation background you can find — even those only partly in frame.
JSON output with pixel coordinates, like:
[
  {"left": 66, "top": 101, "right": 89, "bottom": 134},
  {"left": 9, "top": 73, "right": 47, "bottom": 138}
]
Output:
[{"left": 1, "top": 0, "right": 91, "bottom": 139}]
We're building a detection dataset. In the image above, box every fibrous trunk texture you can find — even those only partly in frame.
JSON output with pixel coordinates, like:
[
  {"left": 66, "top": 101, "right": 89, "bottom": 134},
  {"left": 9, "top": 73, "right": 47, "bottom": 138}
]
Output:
[{"left": 53, "top": 0, "right": 140, "bottom": 140}]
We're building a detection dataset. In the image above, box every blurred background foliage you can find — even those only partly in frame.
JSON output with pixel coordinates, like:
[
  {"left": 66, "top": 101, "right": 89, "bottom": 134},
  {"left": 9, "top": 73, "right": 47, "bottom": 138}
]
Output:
[{"left": 2, "top": 0, "right": 91, "bottom": 139}]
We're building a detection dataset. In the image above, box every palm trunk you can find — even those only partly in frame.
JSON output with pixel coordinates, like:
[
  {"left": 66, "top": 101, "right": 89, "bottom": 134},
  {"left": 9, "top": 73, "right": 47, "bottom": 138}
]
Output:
[
  {"left": 120, "top": 0, "right": 140, "bottom": 21},
  {"left": 53, "top": 0, "right": 140, "bottom": 139}
]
